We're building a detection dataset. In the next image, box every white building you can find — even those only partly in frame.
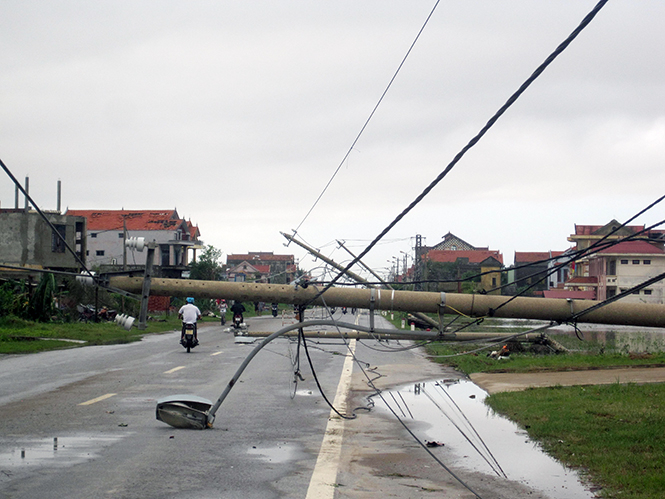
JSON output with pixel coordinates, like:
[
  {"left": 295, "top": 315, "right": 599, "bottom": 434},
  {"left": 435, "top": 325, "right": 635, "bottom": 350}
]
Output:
[
  {"left": 65, "top": 209, "right": 201, "bottom": 276},
  {"left": 589, "top": 240, "right": 665, "bottom": 304}
]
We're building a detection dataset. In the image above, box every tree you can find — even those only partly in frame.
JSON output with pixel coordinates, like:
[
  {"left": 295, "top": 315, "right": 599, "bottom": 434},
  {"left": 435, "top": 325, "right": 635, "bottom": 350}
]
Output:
[{"left": 189, "top": 245, "right": 224, "bottom": 281}]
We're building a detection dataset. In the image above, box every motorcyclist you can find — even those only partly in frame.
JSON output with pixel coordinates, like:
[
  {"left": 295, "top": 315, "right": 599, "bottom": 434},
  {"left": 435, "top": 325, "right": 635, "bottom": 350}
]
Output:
[
  {"left": 218, "top": 299, "right": 228, "bottom": 325},
  {"left": 231, "top": 300, "right": 246, "bottom": 324},
  {"left": 178, "top": 297, "right": 202, "bottom": 344}
]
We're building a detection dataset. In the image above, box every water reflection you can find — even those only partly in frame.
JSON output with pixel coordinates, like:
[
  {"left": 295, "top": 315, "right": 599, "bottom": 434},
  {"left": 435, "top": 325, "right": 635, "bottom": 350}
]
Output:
[
  {"left": 376, "top": 380, "right": 595, "bottom": 499},
  {"left": 0, "top": 435, "right": 123, "bottom": 468}
]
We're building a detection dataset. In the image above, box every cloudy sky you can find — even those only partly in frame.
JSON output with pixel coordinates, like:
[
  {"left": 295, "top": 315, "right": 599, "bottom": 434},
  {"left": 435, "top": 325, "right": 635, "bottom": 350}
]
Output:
[{"left": 1, "top": 1, "right": 664, "bottom": 278}]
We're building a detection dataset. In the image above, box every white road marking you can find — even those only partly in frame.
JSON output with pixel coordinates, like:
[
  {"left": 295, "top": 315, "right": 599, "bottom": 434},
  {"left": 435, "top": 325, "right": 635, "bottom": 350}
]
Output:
[
  {"left": 163, "top": 366, "right": 186, "bottom": 374},
  {"left": 305, "top": 339, "right": 356, "bottom": 498},
  {"left": 78, "top": 393, "right": 116, "bottom": 406},
  {"left": 210, "top": 351, "right": 224, "bottom": 356}
]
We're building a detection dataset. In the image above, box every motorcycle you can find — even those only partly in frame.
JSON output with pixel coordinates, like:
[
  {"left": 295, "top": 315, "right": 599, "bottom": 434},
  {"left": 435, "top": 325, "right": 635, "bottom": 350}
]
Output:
[
  {"left": 342, "top": 306, "right": 347, "bottom": 314},
  {"left": 181, "top": 323, "right": 198, "bottom": 353},
  {"left": 271, "top": 303, "right": 278, "bottom": 317},
  {"left": 233, "top": 313, "right": 243, "bottom": 329},
  {"left": 220, "top": 306, "right": 227, "bottom": 325}
]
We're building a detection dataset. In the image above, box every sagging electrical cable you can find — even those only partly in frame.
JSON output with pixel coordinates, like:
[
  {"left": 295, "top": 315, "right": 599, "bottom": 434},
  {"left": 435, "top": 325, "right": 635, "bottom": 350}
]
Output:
[
  {"left": 291, "top": 0, "right": 442, "bottom": 239},
  {"left": 422, "top": 386, "right": 506, "bottom": 478},
  {"left": 432, "top": 382, "right": 507, "bottom": 478},
  {"left": 304, "top": 0, "right": 610, "bottom": 309},
  {"left": 567, "top": 271, "right": 665, "bottom": 324},
  {"left": 0, "top": 158, "right": 93, "bottom": 279},
  {"left": 307, "top": 301, "right": 487, "bottom": 497}
]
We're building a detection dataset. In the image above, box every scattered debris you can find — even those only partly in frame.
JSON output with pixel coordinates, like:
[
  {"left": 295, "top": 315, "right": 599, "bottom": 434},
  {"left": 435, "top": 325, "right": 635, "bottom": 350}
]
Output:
[{"left": 425, "top": 440, "right": 444, "bottom": 448}]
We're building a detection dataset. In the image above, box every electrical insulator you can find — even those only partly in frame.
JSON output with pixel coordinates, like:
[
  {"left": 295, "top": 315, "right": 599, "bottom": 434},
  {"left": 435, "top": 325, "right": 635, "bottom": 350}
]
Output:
[{"left": 125, "top": 237, "right": 146, "bottom": 252}]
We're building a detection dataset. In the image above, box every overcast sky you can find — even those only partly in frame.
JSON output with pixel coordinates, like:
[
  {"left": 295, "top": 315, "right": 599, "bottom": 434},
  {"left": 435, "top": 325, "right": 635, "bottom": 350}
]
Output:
[{"left": 1, "top": 1, "right": 664, "bottom": 279}]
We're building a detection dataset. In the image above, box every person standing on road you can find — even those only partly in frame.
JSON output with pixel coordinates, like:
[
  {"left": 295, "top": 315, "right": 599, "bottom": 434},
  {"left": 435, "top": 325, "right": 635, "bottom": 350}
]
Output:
[{"left": 178, "top": 297, "right": 202, "bottom": 344}]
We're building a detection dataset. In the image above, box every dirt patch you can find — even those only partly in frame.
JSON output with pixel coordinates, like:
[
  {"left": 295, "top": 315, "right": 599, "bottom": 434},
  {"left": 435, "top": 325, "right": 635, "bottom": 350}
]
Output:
[{"left": 470, "top": 366, "right": 665, "bottom": 394}]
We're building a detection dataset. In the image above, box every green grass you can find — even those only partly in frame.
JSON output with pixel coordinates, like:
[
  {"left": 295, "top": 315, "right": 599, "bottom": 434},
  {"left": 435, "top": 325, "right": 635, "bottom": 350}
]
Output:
[
  {"left": 0, "top": 314, "right": 205, "bottom": 354},
  {"left": 424, "top": 342, "right": 665, "bottom": 375},
  {"left": 487, "top": 383, "right": 665, "bottom": 499}
]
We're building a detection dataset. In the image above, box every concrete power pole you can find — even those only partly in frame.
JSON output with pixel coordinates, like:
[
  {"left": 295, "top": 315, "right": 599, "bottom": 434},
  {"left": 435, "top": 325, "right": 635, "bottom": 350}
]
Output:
[{"left": 109, "top": 275, "right": 665, "bottom": 329}]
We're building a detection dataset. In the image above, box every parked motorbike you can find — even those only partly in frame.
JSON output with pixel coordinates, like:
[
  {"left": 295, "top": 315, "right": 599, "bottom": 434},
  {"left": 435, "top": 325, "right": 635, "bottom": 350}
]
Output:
[
  {"left": 342, "top": 306, "right": 347, "bottom": 314},
  {"left": 271, "top": 303, "right": 278, "bottom": 317},
  {"left": 181, "top": 323, "right": 198, "bottom": 353}
]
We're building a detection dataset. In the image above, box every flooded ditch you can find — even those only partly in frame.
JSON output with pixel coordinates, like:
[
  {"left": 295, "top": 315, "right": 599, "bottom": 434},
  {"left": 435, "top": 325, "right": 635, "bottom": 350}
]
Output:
[{"left": 376, "top": 379, "right": 595, "bottom": 499}]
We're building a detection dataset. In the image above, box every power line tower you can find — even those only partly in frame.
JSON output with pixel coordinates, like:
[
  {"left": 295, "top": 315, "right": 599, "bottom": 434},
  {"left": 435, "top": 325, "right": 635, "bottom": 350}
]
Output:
[{"left": 413, "top": 234, "right": 425, "bottom": 291}]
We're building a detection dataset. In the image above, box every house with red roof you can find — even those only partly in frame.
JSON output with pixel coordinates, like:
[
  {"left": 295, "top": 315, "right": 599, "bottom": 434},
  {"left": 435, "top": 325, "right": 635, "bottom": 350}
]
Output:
[
  {"left": 64, "top": 209, "right": 201, "bottom": 277},
  {"left": 587, "top": 240, "right": 665, "bottom": 304},
  {"left": 568, "top": 219, "right": 665, "bottom": 279},
  {"left": 424, "top": 246, "right": 503, "bottom": 294},
  {"left": 225, "top": 252, "right": 296, "bottom": 284},
  {"left": 512, "top": 250, "right": 567, "bottom": 296}
]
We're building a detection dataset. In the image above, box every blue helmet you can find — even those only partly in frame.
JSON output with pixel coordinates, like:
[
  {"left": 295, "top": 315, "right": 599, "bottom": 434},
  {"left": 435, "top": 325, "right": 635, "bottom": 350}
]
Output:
[{"left": 186, "top": 297, "right": 195, "bottom": 303}]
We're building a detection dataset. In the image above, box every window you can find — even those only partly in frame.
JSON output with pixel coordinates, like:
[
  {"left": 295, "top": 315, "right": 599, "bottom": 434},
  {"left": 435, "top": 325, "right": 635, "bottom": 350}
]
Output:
[
  {"left": 96, "top": 250, "right": 105, "bottom": 256},
  {"left": 644, "top": 290, "right": 652, "bottom": 295},
  {"left": 632, "top": 260, "right": 640, "bottom": 265},
  {"left": 643, "top": 260, "right": 651, "bottom": 265},
  {"left": 607, "top": 288, "right": 616, "bottom": 298},
  {"left": 90, "top": 233, "right": 97, "bottom": 238},
  {"left": 606, "top": 259, "right": 616, "bottom": 276},
  {"left": 620, "top": 260, "right": 628, "bottom": 265},
  {"left": 51, "top": 224, "right": 67, "bottom": 253},
  {"left": 118, "top": 232, "right": 124, "bottom": 238},
  {"left": 86, "top": 250, "right": 90, "bottom": 256}
]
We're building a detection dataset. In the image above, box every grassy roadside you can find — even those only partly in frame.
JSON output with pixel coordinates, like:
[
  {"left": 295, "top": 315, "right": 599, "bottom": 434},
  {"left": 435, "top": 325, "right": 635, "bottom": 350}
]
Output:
[
  {"left": 0, "top": 300, "right": 269, "bottom": 355},
  {"left": 405, "top": 315, "right": 665, "bottom": 499},
  {"left": 487, "top": 384, "right": 665, "bottom": 499},
  {"left": 0, "top": 314, "right": 212, "bottom": 354}
]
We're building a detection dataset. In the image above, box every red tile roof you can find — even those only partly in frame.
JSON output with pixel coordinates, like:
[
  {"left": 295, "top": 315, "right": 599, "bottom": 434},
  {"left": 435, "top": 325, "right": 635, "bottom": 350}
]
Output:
[
  {"left": 65, "top": 209, "right": 187, "bottom": 231},
  {"left": 514, "top": 251, "right": 565, "bottom": 264},
  {"left": 596, "top": 240, "right": 664, "bottom": 255},
  {"left": 574, "top": 224, "right": 644, "bottom": 236},
  {"left": 566, "top": 276, "right": 598, "bottom": 285},
  {"left": 226, "top": 253, "right": 294, "bottom": 262},
  {"left": 426, "top": 249, "right": 503, "bottom": 265}
]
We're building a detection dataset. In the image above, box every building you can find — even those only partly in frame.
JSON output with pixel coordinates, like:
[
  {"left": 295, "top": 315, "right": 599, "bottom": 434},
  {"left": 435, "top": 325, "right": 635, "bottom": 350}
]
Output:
[
  {"left": 225, "top": 252, "right": 296, "bottom": 284},
  {"left": 568, "top": 219, "right": 665, "bottom": 277},
  {"left": 588, "top": 240, "right": 665, "bottom": 304},
  {"left": 0, "top": 209, "right": 86, "bottom": 275},
  {"left": 65, "top": 209, "right": 201, "bottom": 278},
  {"left": 513, "top": 250, "right": 566, "bottom": 295},
  {"left": 423, "top": 241, "right": 503, "bottom": 294}
]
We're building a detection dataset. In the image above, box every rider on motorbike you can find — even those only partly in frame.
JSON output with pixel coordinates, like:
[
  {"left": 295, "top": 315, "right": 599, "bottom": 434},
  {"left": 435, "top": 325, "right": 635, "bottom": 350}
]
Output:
[
  {"left": 178, "top": 297, "right": 202, "bottom": 344},
  {"left": 231, "top": 300, "right": 246, "bottom": 324}
]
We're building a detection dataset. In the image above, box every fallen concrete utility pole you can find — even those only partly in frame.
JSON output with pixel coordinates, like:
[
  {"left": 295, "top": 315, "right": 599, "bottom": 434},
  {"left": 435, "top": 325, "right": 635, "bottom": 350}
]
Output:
[
  {"left": 236, "top": 329, "right": 548, "bottom": 341},
  {"left": 282, "top": 231, "right": 441, "bottom": 330},
  {"left": 109, "top": 276, "right": 665, "bottom": 328}
]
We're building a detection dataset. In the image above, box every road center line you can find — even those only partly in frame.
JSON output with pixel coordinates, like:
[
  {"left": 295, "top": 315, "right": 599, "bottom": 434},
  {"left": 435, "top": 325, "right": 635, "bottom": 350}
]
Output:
[
  {"left": 78, "top": 393, "right": 116, "bottom": 406},
  {"left": 306, "top": 339, "right": 356, "bottom": 498},
  {"left": 164, "top": 366, "right": 186, "bottom": 374}
]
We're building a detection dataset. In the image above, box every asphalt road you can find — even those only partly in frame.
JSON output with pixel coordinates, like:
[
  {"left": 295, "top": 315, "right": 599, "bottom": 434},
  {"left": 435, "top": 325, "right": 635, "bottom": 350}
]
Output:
[
  {"left": 0, "top": 309, "right": 357, "bottom": 499},
  {"left": 0, "top": 309, "right": 594, "bottom": 499}
]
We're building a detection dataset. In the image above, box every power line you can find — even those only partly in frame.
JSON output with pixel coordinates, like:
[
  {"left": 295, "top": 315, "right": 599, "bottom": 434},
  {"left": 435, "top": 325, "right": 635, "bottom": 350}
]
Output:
[
  {"left": 307, "top": 0, "right": 610, "bottom": 306},
  {"left": 290, "top": 0, "right": 442, "bottom": 239}
]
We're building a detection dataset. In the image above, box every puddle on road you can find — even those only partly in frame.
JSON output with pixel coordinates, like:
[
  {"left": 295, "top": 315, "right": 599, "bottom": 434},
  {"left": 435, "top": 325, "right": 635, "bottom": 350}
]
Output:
[
  {"left": 247, "top": 443, "right": 301, "bottom": 463},
  {"left": 376, "top": 380, "right": 594, "bottom": 499},
  {"left": 0, "top": 435, "right": 123, "bottom": 468}
]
